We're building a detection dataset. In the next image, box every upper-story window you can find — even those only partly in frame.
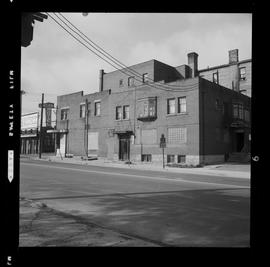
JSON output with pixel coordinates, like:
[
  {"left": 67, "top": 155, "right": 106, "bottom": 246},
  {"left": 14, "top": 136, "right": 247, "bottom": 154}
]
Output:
[
  {"left": 240, "top": 67, "right": 246, "bottom": 81},
  {"left": 167, "top": 98, "right": 176, "bottom": 114},
  {"left": 137, "top": 97, "right": 157, "bottom": 121},
  {"left": 233, "top": 103, "right": 244, "bottom": 120},
  {"left": 123, "top": 105, "right": 130, "bottom": 120},
  {"left": 94, "top": 101, "right": 101, "bottom": 116},
  {"left": 213, "top": 71, "right": 219, "bottom": 84},
  {"left": 115, "top": 106, "right": 122, "bottom": 120},
  {"left": 80, "top": 103, "right": 86, "bottom": 118},
  {"left": 178, "top": 97, "right": 186, "bottom": 113},
  {"left": 60, "top": 108, "right": 69, "bottom": 120},
  {"left": 128, "top": 76, "right": 135, "bottom": 87},
  {"left": 142, "top": 73, "right": 149, "bottom": 83},
  {"left": 119, "top": 79, "right": 124, "bottom": 87}
]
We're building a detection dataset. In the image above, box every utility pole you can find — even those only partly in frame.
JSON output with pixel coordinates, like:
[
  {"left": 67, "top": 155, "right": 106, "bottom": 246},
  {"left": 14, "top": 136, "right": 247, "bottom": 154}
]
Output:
[
  {"left": 85, "top": 99, "right": 89, "bottom": 158},
  {"left": 39, "top": 93, "right": 44, "bottom": 159}
]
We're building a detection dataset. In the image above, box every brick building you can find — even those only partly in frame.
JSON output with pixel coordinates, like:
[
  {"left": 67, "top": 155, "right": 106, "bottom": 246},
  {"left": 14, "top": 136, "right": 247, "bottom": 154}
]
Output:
[
  {"left": 198, "top": 49, "right": 252, "bottom": 97},
  {"left": 55, "top": 50, "right": 251, "bottom": 165}
]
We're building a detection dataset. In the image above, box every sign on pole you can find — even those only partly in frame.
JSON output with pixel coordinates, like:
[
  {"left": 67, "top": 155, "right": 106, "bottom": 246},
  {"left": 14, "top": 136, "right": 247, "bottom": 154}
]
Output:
[{"left": 160, "top": 134, "right": 166, "bottom": 168}]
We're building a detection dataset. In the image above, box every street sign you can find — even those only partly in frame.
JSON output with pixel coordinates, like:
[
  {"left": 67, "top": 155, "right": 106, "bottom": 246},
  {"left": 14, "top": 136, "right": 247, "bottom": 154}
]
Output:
[
  {"left": 39, "top": 102, "right": 54, "bottom": 109},
  {"left": 160, "top": 134, "right": 166, "bottom": 148}
]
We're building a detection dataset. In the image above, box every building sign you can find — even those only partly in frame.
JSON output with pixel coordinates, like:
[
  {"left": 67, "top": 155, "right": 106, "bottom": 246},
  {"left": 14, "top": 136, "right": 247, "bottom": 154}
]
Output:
[
  {"left": 160, "top": 134, "right": 166, "bottom": 148},
  {"left": 21, "top": 112, "right": 39, "bottom": 130},
  {"left": 39, "top": 102, "right": 54, "bottom": 109}
]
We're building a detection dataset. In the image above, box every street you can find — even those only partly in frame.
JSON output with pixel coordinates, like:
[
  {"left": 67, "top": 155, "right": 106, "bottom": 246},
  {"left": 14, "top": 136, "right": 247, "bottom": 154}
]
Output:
[{"left": 19, "top": 158, "right": 250, "bottom": 247}]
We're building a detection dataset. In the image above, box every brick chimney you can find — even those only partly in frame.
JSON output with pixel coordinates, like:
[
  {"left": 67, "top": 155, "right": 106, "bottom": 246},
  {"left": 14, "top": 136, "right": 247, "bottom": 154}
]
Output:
[
  {"left": 99, "top": 69, "right": 104, "bottom": 92},
  {"left": 229, "top": 49, "right": 239, "bottom": 64},
  {"left": 187, "top": 52, "right": 199, "bottom": 78}
]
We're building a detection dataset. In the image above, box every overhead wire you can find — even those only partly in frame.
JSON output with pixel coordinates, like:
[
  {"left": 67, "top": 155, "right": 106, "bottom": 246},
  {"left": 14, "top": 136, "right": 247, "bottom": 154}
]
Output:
[
  {"left": 46, "top": 12, "right": 199, "bottom": 93},
  {"left": 56, "top": 12, "right": 197, "bottom": 90}
]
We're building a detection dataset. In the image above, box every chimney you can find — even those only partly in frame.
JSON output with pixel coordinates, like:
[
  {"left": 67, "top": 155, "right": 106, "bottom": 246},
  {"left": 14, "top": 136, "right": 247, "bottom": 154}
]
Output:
[
  {"left": 187, "top": 52, "right": 198, "bottom": 78},
  {"left": 99, "top": 69, "right": 104, "bottom": 92},
  {"left": 229, "top": 49, "right": 239, "bottom": 64}
]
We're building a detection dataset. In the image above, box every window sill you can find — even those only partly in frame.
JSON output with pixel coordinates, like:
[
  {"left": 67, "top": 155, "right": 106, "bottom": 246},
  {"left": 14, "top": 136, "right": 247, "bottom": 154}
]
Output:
[{"left": 166, "top": 112, "right": 188, "bottom": 117}]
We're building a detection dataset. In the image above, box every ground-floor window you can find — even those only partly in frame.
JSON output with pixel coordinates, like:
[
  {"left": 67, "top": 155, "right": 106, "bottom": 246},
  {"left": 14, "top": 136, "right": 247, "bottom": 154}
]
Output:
[
  {"left": 167, "top": 154, "right": 175, "bottom": 163},
  {"left": 177, "top": 155, "right": 186, "bottom": 163},
  {"left": 141, "top": 154, "right": 152, "bottom": 162}
]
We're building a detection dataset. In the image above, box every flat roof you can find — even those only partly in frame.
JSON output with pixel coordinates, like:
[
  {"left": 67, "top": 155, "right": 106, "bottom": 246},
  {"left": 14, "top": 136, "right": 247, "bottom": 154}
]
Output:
[{"left": 199, "top": 59, "right": 252, "bottom": 72}]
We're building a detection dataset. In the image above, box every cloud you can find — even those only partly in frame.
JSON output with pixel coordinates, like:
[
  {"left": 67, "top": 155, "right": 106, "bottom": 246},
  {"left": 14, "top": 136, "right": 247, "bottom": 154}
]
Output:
[{"left": 21, "top": 13, "right": 251, "bottom": 114}]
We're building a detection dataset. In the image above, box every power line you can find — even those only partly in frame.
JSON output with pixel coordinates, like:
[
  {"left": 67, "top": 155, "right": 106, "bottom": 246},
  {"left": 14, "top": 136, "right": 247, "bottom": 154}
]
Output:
[
  {"left": 57, "top": 12, "right": 195, "bottom": 90},
  {"left": 46, "top": 13, "right": 199, "bottom": 93}
]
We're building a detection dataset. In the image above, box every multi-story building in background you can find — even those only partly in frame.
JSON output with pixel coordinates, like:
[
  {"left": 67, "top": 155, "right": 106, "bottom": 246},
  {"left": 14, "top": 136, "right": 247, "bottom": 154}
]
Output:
[
  {"left": 55, "top": 50, "right": 251, "bottom": 165},
  {"left": 198, "top": 49, "right": 251, "bottom": 97}
]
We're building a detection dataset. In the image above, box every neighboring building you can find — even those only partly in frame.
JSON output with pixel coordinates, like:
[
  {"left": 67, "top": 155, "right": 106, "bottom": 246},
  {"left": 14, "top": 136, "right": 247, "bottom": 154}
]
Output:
[
  {"left": 20, "top": 104, "right": 57, "bottom": 154},
  {"left": 55, "top": 51, "right": 251, "bottom": 165},
  {"left": 198, "top": 49, "right": 252, "bottom": 97}
]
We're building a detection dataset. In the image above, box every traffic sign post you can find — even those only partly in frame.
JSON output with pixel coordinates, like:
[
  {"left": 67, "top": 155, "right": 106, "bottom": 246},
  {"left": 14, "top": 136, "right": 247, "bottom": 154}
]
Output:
[{"left": 160, "top": 134, "right": 166, "bottom": 169}]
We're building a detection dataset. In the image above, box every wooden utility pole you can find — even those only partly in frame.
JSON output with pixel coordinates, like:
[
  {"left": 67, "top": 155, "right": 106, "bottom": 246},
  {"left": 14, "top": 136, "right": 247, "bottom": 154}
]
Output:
[
  {"left": 39, "top": 93, "right": 44, "bottom": 159},
  {"left": 85, "top": 99, "right": 89, "bottom": 158}
]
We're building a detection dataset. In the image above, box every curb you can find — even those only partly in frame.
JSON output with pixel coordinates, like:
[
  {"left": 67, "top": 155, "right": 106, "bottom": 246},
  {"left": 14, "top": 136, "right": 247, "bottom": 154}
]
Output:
[{"left": 21, "top": 156, "right": 250, "bottom": 179}]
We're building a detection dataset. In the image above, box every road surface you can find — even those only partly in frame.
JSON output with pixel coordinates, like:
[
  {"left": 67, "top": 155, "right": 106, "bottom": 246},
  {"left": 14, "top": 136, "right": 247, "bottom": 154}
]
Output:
[{"left": 20, "top": 159, "right": 250, "bottom": 247}]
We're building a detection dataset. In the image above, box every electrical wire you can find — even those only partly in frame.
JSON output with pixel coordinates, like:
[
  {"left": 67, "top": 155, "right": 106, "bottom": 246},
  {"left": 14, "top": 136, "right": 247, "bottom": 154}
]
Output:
[
  {"left": 56, "top": 12, "right": 196, "bottom": 90},
  {"left": 46, "top": 13, "right": 199, "bottom": 93},
  {"left": 52, "top": 12, "right": 198, "bottom": 91}
]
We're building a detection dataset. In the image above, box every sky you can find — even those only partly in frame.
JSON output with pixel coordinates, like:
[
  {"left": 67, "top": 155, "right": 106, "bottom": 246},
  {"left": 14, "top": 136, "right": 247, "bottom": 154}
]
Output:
[{"left": 21, "top": 13, "right": 252, "bottom": 114}]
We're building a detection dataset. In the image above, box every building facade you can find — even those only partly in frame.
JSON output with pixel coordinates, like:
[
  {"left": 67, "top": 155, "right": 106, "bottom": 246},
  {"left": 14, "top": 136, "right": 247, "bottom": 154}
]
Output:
[
  {"left": 198, "top": 49, "right": 252, "bottom": 97},
  {"left": 20, "top": 104, "right": 57, "bottom": 154},
  {"left": 55, "top": 50, "right": 251, "bottom": 165}
]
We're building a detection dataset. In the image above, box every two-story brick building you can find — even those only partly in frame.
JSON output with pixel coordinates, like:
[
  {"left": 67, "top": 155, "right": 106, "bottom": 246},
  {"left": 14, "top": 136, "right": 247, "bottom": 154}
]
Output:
[{"left": 55, "top": 50, "right": 251, "bottom": 165}]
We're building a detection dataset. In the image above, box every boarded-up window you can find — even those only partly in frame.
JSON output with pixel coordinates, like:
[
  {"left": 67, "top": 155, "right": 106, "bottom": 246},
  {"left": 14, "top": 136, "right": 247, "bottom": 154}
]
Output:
[
  {"left": 168, "top": 127, "right": 187, "bottom": 144},
  {"left": 140, "top": 129, "right": 157, "bottom": 145},
  {"left": 88, "top": 132, "right": 99, "bottom": 150}
]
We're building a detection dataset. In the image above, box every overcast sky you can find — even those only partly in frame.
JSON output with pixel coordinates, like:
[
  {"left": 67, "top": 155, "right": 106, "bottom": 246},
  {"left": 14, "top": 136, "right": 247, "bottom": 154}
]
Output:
[{"left": 21, "top": 12, "right": 252, "bottom": 114}]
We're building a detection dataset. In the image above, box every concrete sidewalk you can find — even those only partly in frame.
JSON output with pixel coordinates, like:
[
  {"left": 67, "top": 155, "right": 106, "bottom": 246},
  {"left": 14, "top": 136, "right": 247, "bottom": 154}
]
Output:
[{"left": 20, "top": 154, "right": 251, "bottom": 179}]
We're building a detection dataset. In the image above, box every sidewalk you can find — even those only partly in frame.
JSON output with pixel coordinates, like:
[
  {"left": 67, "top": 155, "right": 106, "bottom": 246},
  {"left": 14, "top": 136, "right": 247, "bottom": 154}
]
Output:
[{"left": 21, "top": 154, "right": 251, "bottom": 179}]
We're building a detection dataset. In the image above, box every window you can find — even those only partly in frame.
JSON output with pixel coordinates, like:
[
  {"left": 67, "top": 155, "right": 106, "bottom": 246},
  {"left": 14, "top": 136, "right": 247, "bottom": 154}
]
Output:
[
  {"left": 119, "top": 79, "right": 123, "bottom": 87},
  {"left": 80, "top": 104, "right": 86, "bottom": 118},
  {"left": 60, "top": 108, "right": 69, "bottom": 120},
  {"left": 116, "top": 106, "right": 122, "bottom": 120},
  {"left": 123, "top": 105, "right": 130, "bottom": 120},
  {"left": 167, "top": 98, "right": 175, "bottom": 114},
  {"left": 244, "top": 109, "right": 250, "bottom": 122},
  {"left": 141, "top": 129, "right": 157, "bottom": 145},
  {"left": 168, "top": 127, "right": 187, "bottom": 144},
  {"left": 167, "top": 155, "right": 175, "bottom": 163},
  {"left": 128, "top": 76, "right": 135, "bottom": 87},
  {"left": 142, "top": 73, "right": 149, "bottom": 83},
  {"left": 213, "top": 72, "right": 219, "bottom": 84},
  {"left": 94, "top": 101, "right": 101, "bottom": 116},
  {"left": 177, "top": 155, "right": 186, "bottom": 163},
  {"left": 240, "top": 67, "right": 246, "bottom": 81},
  {"left": 178, "top": 97, "right": 186, "bottom": 113},
  {"left": 137, "top": 97, "right": 157, "bottom": 120},
  {"left": 233, "top": 103, "right": 244, "bottom": 119},
  {"left": 142, "top": 154, "right": 152, "bottom": 162}
]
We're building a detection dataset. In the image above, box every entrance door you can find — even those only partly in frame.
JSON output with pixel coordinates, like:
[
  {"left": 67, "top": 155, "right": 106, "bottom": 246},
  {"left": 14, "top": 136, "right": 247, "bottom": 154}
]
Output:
[
  {"left": 119, "top": 135, "right": 130, "bottom": 161},
  {"left": 236, "top": 132, "right": 245, "bottom": 152}
]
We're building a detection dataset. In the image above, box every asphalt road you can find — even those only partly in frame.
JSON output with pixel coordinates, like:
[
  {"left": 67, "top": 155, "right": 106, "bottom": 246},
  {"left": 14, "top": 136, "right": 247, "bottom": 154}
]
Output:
[{"left": 20, "top": 159, "right": 250, "bottom": 247}]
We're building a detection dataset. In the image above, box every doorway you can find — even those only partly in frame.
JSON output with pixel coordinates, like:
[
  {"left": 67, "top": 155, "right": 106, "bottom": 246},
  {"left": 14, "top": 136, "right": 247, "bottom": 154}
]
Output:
[
  {"left": 236, "top": 132, "right": 245, "bottom": 152},
  {"left": 118, "top": 134, "right": 130, "bottom": 161}
]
